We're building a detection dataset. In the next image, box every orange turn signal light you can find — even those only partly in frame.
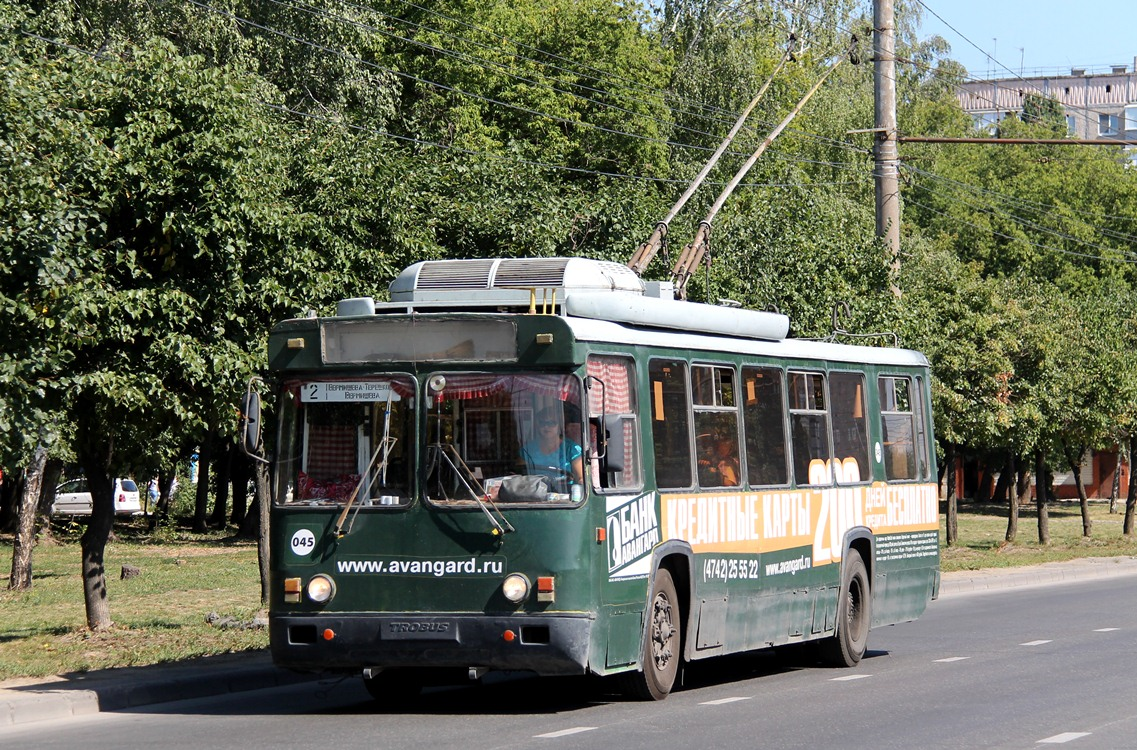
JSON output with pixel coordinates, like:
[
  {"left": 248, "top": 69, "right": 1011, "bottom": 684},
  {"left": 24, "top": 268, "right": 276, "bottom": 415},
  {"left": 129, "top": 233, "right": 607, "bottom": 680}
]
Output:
[{"left": 283, "top": 577, "right": 302, "bottom": 603}]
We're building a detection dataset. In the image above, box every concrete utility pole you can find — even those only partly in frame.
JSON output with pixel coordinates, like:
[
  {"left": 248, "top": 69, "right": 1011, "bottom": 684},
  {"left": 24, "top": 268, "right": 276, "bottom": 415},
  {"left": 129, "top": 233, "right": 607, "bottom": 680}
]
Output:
[{"left": 874, "top": 0, "right": 901, "bottom": 294}]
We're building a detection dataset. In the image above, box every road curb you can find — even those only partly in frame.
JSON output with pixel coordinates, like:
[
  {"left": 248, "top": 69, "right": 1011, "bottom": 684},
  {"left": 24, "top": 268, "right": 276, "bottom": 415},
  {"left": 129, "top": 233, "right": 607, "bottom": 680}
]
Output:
[
  {"left": 940, "top": 555, "right": 1137, "bottom": 597},
  {"left": 0, "top": 651, "right": 319, "bottom": 729}
]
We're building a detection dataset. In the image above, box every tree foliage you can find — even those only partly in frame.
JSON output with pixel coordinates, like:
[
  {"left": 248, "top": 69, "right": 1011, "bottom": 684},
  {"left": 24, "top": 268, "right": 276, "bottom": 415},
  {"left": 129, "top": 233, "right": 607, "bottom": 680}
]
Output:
[{"left": 6, "top": 0, "right": 1137, "bottom": 620}]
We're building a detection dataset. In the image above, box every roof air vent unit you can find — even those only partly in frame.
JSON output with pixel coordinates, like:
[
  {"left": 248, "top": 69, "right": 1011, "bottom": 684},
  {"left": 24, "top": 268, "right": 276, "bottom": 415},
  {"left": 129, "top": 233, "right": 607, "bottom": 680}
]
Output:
[
  {"left": 389, "top": 257, "right": 644, "bottom": 305},
  {"left": 336, "top": 297, "right": 375, "bottom": 316}
]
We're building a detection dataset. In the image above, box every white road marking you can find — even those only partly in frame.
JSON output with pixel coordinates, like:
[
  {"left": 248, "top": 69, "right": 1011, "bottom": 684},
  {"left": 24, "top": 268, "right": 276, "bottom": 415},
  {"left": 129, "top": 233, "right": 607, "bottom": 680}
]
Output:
[
  {"left": 535, "top": 727, "right": 598, "bottom": 738},
  {"left": 700, "top": 696, "right": 752, "bottom": 705},
  {"left": 1020, "top": 640, "right": 1053, "bottom": 646},
  {"left": 830, "top": 674, "right": 872, "bottom": 681},
  {"left": 1093, "top": 628, "right": 1119, "bottom": 632},
  {"left": 934, "top": 656, "right": 971, "bottom": 662},
  {"left": 1037, "top": 732, "right": 1091, "bottom": 744}
]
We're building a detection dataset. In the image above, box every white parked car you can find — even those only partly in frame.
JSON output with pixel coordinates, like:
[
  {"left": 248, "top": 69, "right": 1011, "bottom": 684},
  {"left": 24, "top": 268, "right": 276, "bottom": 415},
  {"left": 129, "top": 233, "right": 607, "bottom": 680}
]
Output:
[{"left": 52, "top": 478, "right": 143, "bottom": 516}]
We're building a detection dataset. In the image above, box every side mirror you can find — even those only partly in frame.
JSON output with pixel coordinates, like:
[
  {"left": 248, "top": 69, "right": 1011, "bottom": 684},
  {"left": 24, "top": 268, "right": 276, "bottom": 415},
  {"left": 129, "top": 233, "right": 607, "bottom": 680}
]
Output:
[
  {"left": 240, "top": 386, "right": 263, "bottom": 459},
  {"left": 601, "top": 415, "right": 625, "bottom": 474}
]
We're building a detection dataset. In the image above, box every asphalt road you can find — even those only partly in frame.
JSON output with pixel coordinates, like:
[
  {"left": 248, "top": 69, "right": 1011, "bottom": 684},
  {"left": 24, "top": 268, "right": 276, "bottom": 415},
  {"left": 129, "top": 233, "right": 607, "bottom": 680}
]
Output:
[{"left": 4, "top": 570, "right": 1137, "bottom": 749}]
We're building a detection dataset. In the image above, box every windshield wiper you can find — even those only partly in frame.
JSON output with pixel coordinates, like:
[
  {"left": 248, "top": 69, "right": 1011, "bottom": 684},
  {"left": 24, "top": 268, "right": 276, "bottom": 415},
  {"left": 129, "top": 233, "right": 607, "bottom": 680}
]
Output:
[
  {"left": 334, "top": 394, "right": 399, "bottom": 537},
  {"left": 333, "top": 437, "right": 393, "bottom": 538},
  {"left": 427, "top": 443, "right": 514, "bottom": 538}
]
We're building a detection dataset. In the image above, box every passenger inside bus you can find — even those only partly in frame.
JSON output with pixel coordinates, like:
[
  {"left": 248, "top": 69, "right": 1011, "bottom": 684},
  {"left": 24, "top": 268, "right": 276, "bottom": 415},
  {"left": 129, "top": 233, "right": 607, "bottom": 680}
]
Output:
[
  {"left": 698, "top": 434, "right": 741, "bottom": 487},
  {"left": 521, "top": 405, "right": 584, "bottom": 486}
]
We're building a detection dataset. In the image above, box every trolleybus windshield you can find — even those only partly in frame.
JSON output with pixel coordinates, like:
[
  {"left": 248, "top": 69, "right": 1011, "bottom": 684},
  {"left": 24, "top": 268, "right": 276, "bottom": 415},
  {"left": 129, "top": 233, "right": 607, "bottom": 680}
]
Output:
[
  {"left": 424, "top": 373, "right": 585, "bottom": 506},
  {"left": 275, "top": 377, "right": 415, "bottom": 507}
]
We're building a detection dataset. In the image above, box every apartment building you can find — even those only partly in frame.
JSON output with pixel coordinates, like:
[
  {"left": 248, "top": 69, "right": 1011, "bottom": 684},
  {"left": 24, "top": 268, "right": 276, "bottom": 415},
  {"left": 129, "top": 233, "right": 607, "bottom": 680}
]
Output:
[{"left": 956, "top": 59, "right": 1137, "bottom": 140}]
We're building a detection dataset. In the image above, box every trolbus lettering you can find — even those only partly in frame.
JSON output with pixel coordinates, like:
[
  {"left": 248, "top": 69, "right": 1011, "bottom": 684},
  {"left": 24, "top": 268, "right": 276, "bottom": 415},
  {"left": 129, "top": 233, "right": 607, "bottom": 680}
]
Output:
[{"left": 389, "top": 621, "right": 451, "bottom": 634}]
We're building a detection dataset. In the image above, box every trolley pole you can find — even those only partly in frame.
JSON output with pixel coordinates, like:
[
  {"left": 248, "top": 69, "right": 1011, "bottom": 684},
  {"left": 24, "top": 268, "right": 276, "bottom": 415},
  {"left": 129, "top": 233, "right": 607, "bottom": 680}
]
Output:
[{"left": 874, "top": 0, "right": 901, "bottom": 295}]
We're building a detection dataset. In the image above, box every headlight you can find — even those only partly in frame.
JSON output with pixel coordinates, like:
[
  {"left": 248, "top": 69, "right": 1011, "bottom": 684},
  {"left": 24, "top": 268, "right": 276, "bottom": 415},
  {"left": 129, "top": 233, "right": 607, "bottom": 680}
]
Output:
[
  {"left": 501, "top": 573, "right": 530, "bottom": 603},
  {"left": 307, "top": 574, "right": 337, "bottom": 604}
]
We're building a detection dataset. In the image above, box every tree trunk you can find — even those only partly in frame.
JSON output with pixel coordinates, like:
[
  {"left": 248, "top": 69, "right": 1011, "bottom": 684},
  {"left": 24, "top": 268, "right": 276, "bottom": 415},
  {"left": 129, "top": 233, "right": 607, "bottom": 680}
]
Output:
[
  {"left": 1016, "top": 459, "right": 1032, "bottom": 507},
  {"left": 1005, "top": 452, "right": 1019, "bottom": 542},
  {"left": 1110, "top": 449, "right": 1122, "bottom": 514},
  {"left": 1124, "top": 436, "right": 1137, "bottom": 535},
  {"left": 8, "top": 441, "right": 49, "bottom": 590},
  {"left": 1064, "top": 443, "right": 1092, "bottom": 537},
  {"left": 237, "top": 497, "right": 259, "bottom": 539},
  {"left": 945, "top": 443, "right": 958, "bottom": 546},
  {"left": 209, "top": 440, "right": 231, "bottom": 529},
  {"left": 1035, "top": 449, "right": 1050, "bottom": 545},
  {"left": 148, "top": 468, "right": 176, "bottom": 530},
  {"left": 36, "top": 458, "right": 64, "bottom": 544},
  {"left": 192, "top": 440, "right": 212, "bottom": 533},
  {"left": 992, "top": 454, "right": 1013, "bottom": 505},
  {"left": 76, "top": 407, "right": 116, "bottom": 631},
  {"left": 254, "top": 459, "right": 271, "bottom": 606},
  {"left": 80, "top": 474, "right": 115, "bottom": 630}
]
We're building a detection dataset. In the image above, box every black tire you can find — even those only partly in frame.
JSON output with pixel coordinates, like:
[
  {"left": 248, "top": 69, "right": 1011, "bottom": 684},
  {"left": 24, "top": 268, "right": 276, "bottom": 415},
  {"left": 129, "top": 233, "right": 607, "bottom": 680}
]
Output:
[
  {"left": 820, "top": 550, "right": 871, "bottom": 667},
  {"left": 621, "top": 568, "right": 681, "bottom": 701}
]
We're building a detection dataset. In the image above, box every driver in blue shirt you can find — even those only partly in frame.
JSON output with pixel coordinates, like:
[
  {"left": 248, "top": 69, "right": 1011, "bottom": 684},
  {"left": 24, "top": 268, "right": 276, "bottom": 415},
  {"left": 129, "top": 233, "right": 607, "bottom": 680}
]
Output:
[{"left": 522, "top": 406, "right": 583, "bottom": 485}]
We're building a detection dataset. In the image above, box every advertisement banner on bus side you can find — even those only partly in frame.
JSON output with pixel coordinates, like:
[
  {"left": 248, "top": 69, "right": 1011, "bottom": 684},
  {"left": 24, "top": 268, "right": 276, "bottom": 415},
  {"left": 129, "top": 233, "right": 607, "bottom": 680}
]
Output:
[
  {"left": 659, "top": 479, "right": 938, "bottom": 568},
  {"left": 605, "top": 492, "right": 660, "bottom": 580}
]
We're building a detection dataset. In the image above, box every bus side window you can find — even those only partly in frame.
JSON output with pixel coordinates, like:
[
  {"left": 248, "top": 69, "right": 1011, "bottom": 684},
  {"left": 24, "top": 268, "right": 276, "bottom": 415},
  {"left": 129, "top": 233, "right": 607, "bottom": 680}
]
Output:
[
  {"left": 742, "top": 366, "right": 789, "bottom": 486},
  {"left": 692, "top": 364, "right": 741, "bottom": 489},
  {"left": 830, "top": 371, "right": 869, "bottom": 483},
  {"left": 879, "top": 375, "right": 930, "bottom": 480},
  {"left": 879, "top": 376, "right": 915, "bottom": 480},
  {"left": 648, "top": 359, "right": 692, "bottom": 489},
  {"left": 788, "top": 371, "right": 832, "bottom": 486},
  {"left": 587, "top": 355, "right": 642, "bottom": 491},
  {"left": 914, "top": 376, "right": 931, "bottom": 479}
]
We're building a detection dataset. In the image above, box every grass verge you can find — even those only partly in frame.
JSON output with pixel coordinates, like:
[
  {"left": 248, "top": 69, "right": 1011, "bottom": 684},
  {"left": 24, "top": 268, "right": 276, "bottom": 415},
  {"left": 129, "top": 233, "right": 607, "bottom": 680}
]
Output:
[
  {"left": 941, "top": 500, "right": 1137, "bottom": 572},
  {"left": 0, "top": 518, "right": 266, "bottom": 682},
  {"left": 2, "top": 501, "right": 1137, "bottom": 682}
]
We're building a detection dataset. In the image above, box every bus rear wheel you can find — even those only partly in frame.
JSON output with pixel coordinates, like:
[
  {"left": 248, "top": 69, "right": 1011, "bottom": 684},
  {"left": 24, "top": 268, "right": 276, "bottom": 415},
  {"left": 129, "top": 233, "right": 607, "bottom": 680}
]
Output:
[
  {"left": 621, "top": 568, "right": 680, "bottom": 701},
  {"left": 820, "top": 549, "right": 870, "bottom": 667}
]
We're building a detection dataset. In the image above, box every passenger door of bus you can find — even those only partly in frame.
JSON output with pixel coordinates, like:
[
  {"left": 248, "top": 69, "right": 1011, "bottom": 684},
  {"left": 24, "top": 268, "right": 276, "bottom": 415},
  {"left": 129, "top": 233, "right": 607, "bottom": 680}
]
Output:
[{"left": 587, "top": 355, "right": 652, "bottom": 669}]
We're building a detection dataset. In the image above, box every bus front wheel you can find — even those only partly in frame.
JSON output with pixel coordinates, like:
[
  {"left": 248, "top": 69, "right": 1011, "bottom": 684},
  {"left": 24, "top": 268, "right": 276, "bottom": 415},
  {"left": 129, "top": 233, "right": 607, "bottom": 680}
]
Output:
[
  {"left": 820, "top": 549, "right": 871, "bottom": 667},
  {"left": 621, "top": 567, "right": 680, "bottom": 701}
]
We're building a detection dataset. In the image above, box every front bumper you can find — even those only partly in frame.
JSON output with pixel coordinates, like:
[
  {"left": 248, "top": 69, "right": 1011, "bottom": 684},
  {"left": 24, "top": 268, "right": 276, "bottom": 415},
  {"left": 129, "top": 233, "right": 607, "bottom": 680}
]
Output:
[{"left": 270, "top": 612, "right": 594, "bottom": 676}]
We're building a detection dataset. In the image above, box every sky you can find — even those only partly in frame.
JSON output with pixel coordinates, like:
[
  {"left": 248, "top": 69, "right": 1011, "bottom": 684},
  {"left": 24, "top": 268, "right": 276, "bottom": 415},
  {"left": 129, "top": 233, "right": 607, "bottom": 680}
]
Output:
[{"left": 915, "top": 0, "right": 1137, "bottom": 79}]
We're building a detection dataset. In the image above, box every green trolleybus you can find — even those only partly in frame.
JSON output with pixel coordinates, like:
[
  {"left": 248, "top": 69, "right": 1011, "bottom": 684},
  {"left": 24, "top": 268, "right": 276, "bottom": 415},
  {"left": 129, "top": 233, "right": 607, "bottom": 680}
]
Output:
[{"left": 262, "top": 257, "right": 939, "bottom": 700}]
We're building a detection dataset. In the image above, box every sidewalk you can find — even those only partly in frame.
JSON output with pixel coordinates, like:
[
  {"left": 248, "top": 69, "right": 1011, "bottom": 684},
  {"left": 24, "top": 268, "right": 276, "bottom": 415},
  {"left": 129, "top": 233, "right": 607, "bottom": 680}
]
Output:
[
  {"left": 5, "top": 556, "right": 1137, "bottom": 729},
  {"left": 937, "top": 554, "right": 1137, "bottom": 597},
  {"left": 0, "top": 649, "right": 321, "bottom": 729}
]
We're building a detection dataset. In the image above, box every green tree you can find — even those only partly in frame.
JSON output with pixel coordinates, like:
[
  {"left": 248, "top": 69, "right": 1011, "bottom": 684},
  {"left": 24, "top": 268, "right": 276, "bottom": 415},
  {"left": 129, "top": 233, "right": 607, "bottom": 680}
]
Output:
[
  {"left": 1021, "top": 92, "right": 1065, "bottom": 132},
  {"left": 0, "top": 31, "right": 321, "bottom": 627}
]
